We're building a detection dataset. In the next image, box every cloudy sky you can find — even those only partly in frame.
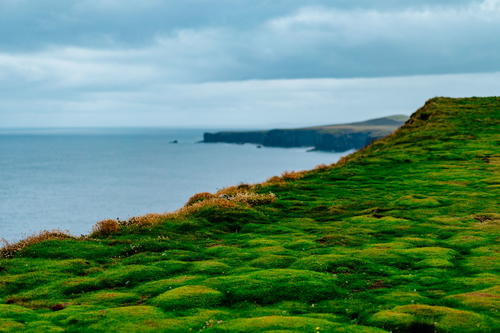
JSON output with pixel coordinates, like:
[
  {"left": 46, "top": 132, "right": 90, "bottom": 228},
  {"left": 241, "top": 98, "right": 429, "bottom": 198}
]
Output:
[{"left": 1, "top": 0, "right": 499, "bottom": 128}]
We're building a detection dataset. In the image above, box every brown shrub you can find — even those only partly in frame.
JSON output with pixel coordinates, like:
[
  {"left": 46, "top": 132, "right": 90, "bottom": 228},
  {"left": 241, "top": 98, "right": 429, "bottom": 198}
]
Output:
[
  {"left": 186, "top": 192, "right": 215, "bottom": 206},
  {"left": 0, "top": 230, "right": 73, "bottom": 258},
  {"left": 91, "top": 219, "right": 120, "bottom": 236}
]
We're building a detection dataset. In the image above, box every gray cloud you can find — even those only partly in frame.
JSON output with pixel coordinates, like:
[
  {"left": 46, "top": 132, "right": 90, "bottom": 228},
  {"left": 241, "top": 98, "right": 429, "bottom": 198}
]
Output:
[
  {"left": 2, "top": 0, "right": 499, "bottom": 83},
  {"left": 0, "top": 0, "right": 499, "bottom": 127},
  {"left": 0, "top": 1, "right": 478, "bottom": 51}
]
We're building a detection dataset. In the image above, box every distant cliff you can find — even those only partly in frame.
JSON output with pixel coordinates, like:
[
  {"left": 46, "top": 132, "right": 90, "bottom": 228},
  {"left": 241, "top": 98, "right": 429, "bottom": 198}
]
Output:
[{"left": 203, "top": 115, "right": 408, "bottom": 152}]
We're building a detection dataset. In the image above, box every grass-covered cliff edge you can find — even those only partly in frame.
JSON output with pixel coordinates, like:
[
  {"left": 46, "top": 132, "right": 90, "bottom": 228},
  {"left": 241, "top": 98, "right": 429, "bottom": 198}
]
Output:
[{"left": 1, "top": 97, "right": 499, "bottom": 332}]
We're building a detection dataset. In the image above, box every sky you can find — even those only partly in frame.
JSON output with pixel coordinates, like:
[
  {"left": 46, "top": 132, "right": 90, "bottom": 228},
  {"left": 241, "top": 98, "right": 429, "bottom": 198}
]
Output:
[{"left": 1, "top": 0, "right": 499, "bottom": 128}]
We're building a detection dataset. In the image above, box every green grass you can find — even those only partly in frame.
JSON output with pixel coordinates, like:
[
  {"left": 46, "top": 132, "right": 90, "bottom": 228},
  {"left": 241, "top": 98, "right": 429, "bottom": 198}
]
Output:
[{"left": 0, "top": 97, "right": 499, "bottom": 332}]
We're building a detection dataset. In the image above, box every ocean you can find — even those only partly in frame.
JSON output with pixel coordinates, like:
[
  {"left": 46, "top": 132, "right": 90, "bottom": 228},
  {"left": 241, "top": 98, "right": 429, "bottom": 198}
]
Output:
[{"left": 0, "top": 128, "right": 351, "bottom": 242}]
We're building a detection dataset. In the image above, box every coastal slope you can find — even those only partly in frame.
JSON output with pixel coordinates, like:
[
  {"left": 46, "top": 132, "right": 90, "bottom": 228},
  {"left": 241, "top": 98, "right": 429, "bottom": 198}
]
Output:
[
  {"left": 203, "top": 115, "right": 408, "bottom": 151},
  {"left": 0, "top": 97, "right": 499, "bottom": 332}
]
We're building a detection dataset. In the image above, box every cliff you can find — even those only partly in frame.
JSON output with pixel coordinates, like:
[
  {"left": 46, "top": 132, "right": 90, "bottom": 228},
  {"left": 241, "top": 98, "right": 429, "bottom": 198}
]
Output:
[
  {"left": 1, "top": 98, "right": 499, "bottom": 333},
  {"left": 203, "top": 115, "right": 408, "bottom": 151}
]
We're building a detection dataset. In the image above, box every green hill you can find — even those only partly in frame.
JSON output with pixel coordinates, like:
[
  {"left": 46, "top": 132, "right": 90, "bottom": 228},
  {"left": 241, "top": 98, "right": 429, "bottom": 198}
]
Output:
[{"left": 1, "top": 97, "right": 499, "bottom": 332}]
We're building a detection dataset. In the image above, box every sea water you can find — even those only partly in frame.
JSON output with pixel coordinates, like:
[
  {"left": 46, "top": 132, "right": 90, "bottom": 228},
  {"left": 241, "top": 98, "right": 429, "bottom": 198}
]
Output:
[{"left": 0, "top": 128, "right": 351, "bottom": 241}]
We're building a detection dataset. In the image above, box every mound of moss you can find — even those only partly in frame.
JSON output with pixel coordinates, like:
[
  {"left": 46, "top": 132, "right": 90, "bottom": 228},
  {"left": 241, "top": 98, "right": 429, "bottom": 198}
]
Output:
[
  {"left": 0, "top": 97, "right": 499, "bottom": 332},
  {"left": 151, "top": 285, "right": 223, "bottom": 310}
]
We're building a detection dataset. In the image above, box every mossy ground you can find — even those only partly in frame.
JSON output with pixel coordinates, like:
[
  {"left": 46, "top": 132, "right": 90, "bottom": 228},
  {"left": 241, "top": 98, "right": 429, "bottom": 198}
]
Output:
[{"left": 0, "top": 97, "right": 499, "bottom": 332}]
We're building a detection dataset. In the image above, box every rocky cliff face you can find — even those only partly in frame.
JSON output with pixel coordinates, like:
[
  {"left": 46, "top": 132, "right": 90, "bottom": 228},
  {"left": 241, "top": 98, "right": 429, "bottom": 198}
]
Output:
[
  {"left": 204, "top": 131, "right": 267, "bottom": 145},
  {"left": 203, "top": 115, "right": 408, "bottom": 152}
]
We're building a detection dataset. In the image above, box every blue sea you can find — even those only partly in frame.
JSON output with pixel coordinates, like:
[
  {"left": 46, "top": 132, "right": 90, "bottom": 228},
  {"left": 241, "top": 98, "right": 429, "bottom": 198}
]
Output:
[{"left": 0, "top": 128, "right": 351, "bottom": 242}]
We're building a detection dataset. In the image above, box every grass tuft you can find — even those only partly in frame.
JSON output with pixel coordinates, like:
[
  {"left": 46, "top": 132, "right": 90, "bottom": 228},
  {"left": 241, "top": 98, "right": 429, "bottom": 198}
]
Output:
[{"left": 0, "top": 230, "right": 73, "bottom": 258}]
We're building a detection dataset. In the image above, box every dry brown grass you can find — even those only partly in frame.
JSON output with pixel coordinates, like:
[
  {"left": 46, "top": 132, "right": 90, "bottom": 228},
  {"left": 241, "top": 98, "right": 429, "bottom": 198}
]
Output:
[
  {"left": 186, "top": 197, "right": 240, "bottom": 210},
  {"left": 263, "top": 170, "right": 307, "bottom": 186},
  {"left": 91, "top": 219, "right": 120, "bottom": 236},
  {"left": 314, "top": 163, "right": 331, "bottom": 171},
  {"left": 85, "top": 188, "right": 277, "bottom": 233},
  {"left": 159, "top": 198, "right": 239, "bottom": 220},
  {"left": 125, "top": 213, "right": 168, "bottom": 227},
  {"left": 166, "top": 191, "right": 276, "bottom": 219},
  {"left": 264, "top": 175, "right": 283, "bottom": 184},
  {"left": 0, "top": 230, "right": 73, "bottom": 258},
  {"left": 88, "top": 214, "right": 170, "bottom": 235},
  {"left": 2, "top": 188, "right": 277, "bottom": 254},
  {"left": 186, "top": 192, "right": 215, "bottom": 206},
  {"left": 215, "top": 183, "right": 252, "bottom": 197},
  {"left": 281, "top": 171, "right": 306, "bottom": 180},
  {"left": 230, "top": 192, "right": 276, "bottom": 206},
  {"left": 186, "top": 183, "right": 274, "bottom": 209}
]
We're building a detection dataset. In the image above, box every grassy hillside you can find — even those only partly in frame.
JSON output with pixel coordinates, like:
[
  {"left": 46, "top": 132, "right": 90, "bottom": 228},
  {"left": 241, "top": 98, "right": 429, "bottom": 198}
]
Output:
[{"left": 1, "top": 97, "right": 499, "bottom": 332}]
